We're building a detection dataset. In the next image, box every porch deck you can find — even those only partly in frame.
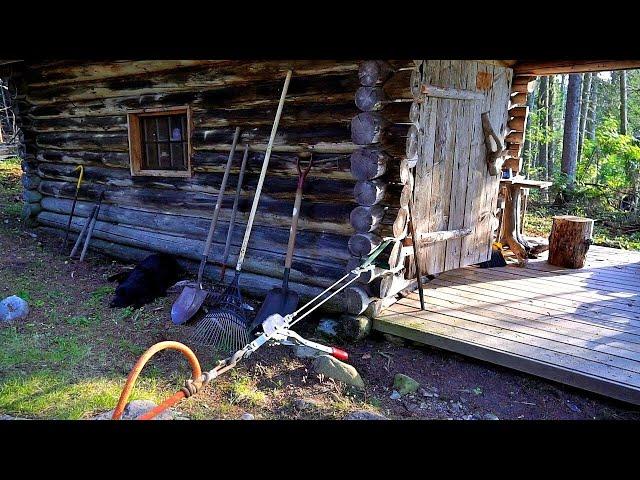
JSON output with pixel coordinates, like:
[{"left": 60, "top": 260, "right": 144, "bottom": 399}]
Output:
[{"left": 374, "top": 245, "right": 640, "bottom": 405}]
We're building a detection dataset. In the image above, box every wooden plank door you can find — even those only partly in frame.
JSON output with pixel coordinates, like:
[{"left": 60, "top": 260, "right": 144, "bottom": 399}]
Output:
[{"left": 413, "top": 60, "right": 512, "bottom": 275}]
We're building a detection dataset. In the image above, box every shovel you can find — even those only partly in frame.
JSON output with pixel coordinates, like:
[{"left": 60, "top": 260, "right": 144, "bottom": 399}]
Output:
[
  {"left": 249, "top": 153, "right": 313, "bottom": 332},
  {"left": 171, "top": 127, "right": 241, "bottom": 325}
]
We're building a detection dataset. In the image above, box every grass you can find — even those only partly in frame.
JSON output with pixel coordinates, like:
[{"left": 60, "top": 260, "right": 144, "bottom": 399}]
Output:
[
  {"left": 229, "top": 374, "right": 267, "bottom": 407},
  {"left": 0, "top": 371, "right": 166, "bottom": 419},
  {"left": 0, "top": 157, "right": 22, "bottom": 222},
  {"left": 0, "top": 327, "right": 89, "bottom": 369}
]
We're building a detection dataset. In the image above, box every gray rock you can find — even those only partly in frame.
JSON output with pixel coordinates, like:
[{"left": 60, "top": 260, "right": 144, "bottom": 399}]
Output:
[
  {"left": 483, "top": 413, "right": 499, "bottom": 421},
  {"left": 0, "top": 414, "right": 27, "bottom": 420},
  {"left": 0, "top": 295, "right": 29, "bottom": 323},
  {"left": 240, "top": 413, "right": 255, "bottom": 420},
  {"left": 312, "top": 355, "right": 365, "bottom": 389},
  {"left": 23, "top": 190, "right": 42, "bottom": 203},
  {"left": 316, "top": 318, "right": 340, "bottom": 338},
  {"left": 93, "top": 400, "right": 176, "bottom": 420},
  {"left": 344, "top": 410, "right": 388, "bottom": 420},
  {"left": 389, "top": 390, "right": 401, "bottom": 400},
  {"left": 294, "top": 345, "right": 324, "bottom": 359},
  {"left": 566, "top": 400, "right": 581, "bottom": 413},
  {"left": 393, "top": 373, "right": 420, "bottom": 396}
]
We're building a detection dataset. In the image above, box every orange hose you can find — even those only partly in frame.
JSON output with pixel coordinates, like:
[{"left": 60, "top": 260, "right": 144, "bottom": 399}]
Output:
[{"left": 112, "top": 341, "right": 202, "bottom": 420}]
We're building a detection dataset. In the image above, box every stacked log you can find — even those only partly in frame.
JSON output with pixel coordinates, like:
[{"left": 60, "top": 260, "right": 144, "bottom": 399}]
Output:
[
  {"left": 345, "top": 60, "right": 415, "bottom": 315},
  {"left": 503, "top": 76, "right": 535, "bottom": 174},
  {"left": 14, "top": 60, "right": 372, "bottom": 302}
]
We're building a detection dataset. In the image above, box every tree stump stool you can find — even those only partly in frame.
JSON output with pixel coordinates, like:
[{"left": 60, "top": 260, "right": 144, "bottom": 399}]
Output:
[{"left": 547, "top": 215, "right": 594, "bottom": 269}]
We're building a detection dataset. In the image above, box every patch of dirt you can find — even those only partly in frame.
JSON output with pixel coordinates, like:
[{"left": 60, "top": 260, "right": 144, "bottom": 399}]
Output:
[{"left": 1, "top": 218, "right": 640, "bottom": 420}]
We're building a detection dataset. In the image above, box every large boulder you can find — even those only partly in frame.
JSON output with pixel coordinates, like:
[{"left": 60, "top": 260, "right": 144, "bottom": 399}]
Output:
[
  {"left": 0, "top": 296, "right": 29, "bottom": 323},
  {"left": 312, "top": 355, "right": 365, "bottom": 389}
]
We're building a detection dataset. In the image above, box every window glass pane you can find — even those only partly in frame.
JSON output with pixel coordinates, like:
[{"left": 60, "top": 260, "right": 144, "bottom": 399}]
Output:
[
  {"left": 157, "top": 142, "right": 171, "bottom": 168},
  {"left": 143, "top": 117, "right": 157, "bottom": 142},
  {"left": 144, "top": 142, "right": 158, "bottom": 169},
  {"left": 156, "top": 117, "right": 169, "bottom": 141},
  {"left": 169, "top": 116, "right": 183, "bottom": 141},
  {"left": 171, "top": 143, "right": 184, "bottom": 168}
]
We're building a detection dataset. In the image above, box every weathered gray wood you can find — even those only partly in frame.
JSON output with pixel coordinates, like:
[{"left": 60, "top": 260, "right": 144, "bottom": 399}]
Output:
[
  {"left": 358, "top": 61, "right": 394, "bottom": 87},
  {"left": 38, "top": 210, "right": 345, "bottom": 287},
  {"left": 350, "top": 147, "right": 389, "bottom": 181},
  {"left": 353, "top": 180, "right": 387, "bottom": 206},
  {"left": 355, "top": 86, "right": 387, "bottom": 111},
  {"left": 348, "top": 232, "right": 383, "bottom": 257},
  {"left": 420, "top": 83, "right": 485, "bottom": 101},
  {"left": 350, "top": 205, "right": 386, "bottom": 233},
  {"left": 351, "top": 112, "right": 389, "bottom": 145},
  {"left": 418, "top": 227, "right": 472, "bottom": 245},
  {"left": 392, "top": 207, "right": 409, "bottom": 238}
]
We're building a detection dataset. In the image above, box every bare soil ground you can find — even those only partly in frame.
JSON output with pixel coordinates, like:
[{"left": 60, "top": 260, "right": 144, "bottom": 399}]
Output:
[{"left": 2, "top": 160, "right": 640, "bottom": 420}]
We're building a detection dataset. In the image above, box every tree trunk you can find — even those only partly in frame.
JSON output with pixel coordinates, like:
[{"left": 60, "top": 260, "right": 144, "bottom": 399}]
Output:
[
  {"left": 548, "top": 215, "right": 594, "bottom": 269},
  {"left": 536, "top": 76, "right": 548, "bottom": 178},
  {"left": 561, "top": 74, "right": 582, "bottom": 189},
  {"left": 586, "top": 76, "right": 599, "bottom": 141},
  {"left": 577, "top": 72, "right": 592, "bottom": 161},
  {"left": 522, "top": 78, "right": 538, "bottom": 174},
  {"left": 547, "top": 76, "right": 556, "bottom": 181},
  {"left": 620, "top": 70, "right": 628, "bottom": 135}
]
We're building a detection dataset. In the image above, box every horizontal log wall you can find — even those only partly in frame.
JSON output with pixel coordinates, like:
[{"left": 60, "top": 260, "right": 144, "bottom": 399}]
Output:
[{"left": 15, "top": 60, "right": 376, "bottom": 304}]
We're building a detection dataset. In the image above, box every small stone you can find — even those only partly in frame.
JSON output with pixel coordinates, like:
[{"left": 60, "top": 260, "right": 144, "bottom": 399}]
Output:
[
  {"left": 419, "top": 402, "right": 427, "bottom": 409},
  {"left": 483, "top": 413, "right": 499, "bottom": 421},
  {"left": 0, "top": 414, "right": 27, "bottom": 420},
  {"left": 0, "top": 295, "right": 29, "bottom": 323},
  {"left": 566, "top": 400, "right": 581, "bottom": 413},
  {"left": 362, "top": 353, "right": 371, "bottom": 360},
  {"left": 92, "top": 400, "right": 174, "bottom": 420},
  {"left": 312, "top": 355, "right": 365, "bottom": 389},
  {"left": 390, "top": 390, "right": 401, "bottom": 400},
  {"left": 419, "top": 386, "right": 439, "bottom": 398},
  {"left": 393, "top": 373, "right": 420, "bottom": 396},
  {"left": 316, "top": 318, "right": 340, "bottom": 338},
  {"left": 462, "top": 414, "right": 474, "bottom": 420},
  {"left": 240, "top": 413, "right": 255, "bottom": 420},
  {"left": 344, "top": 410, "right": 388, "bottom": 420}
]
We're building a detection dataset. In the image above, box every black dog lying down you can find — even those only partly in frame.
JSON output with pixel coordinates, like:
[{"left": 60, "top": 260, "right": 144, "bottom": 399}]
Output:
[{"left": 108, "top": 254, "right": 182, "bottom": 308}]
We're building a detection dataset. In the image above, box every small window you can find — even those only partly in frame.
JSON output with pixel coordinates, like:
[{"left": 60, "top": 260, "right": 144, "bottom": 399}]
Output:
[{"left": 127, "top": 106, "right": 192, "bottom": 177}]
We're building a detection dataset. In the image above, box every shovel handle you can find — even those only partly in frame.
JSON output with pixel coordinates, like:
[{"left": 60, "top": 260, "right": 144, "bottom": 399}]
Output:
[{"left": 284, "top": 155, "right": 313, "bottom": 271}]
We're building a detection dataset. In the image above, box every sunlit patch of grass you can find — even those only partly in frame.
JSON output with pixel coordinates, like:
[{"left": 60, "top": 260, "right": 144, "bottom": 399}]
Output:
[
  {"left": 0, "top": 371, "right": 167, "bottom": 419},
  {"left": 118, "top": 338, "right": 145, "bottom": 357},
  {"left": 229, "top": 374, "right": 267, "bottom": 407},
  {"left": 66, "top": 314, "right": 101, "bottom": 328},
  {"left": 0, "top": 327, "right": 89, "bottom": 368}
]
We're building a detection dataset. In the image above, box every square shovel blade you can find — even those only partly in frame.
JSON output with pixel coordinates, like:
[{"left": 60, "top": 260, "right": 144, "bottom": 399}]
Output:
[
  {"left": 249, "top": 287, "right": 299, "bottom": 332},
  {"left": 171, "top": 285, "right": 208, "bottom": 325}
]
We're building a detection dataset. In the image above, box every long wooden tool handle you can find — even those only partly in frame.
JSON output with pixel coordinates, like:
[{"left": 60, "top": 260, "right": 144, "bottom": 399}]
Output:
[
  {"left": 236, "top": 70, "right": 292, "bottom": 273},
  {"left": 70, "top": 203, "right": 97, "bottom": 258},
  {"left": 282, "top": 157, "right": 313, "bottom": 289},
  {"left": 197, "top": 126, "right": 241, "bottom": 284},
  {"left": 220, "top": 144, "right": 250, "bottom": 280}
]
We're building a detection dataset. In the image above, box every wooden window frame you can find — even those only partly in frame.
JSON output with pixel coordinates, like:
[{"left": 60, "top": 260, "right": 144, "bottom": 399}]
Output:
[{"left": 127, "top": 105, "right": 193, "bottom": 178}]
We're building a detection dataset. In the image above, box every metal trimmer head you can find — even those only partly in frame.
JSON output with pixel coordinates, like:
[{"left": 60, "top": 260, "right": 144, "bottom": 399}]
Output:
[{"left": 189, "top": 305, "right": 250, "bottom": 354}]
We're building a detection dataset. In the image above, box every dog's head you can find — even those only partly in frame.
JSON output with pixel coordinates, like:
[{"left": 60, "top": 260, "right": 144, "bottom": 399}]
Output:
[{"left": 110, "top": 284, "right": 135, "bottom": 308}]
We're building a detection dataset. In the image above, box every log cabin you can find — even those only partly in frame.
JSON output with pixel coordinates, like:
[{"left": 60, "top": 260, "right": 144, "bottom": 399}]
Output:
[{"left": 2, "top": 59, "right": 638, "bottom": 317}]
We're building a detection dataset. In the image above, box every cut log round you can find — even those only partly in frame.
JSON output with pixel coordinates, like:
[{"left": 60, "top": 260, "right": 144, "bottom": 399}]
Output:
[
  {"left": 351, "top": 112, "right": 389, "bottom": 145},
  {"left": 350, "top": 147, "right": 389, "bottom": 181},
  {"left": 354, "top": 180, "right": 387, "bottom": 206},
  {"left": 399, "top": 158, "right": 412, "bottom": 184},
  {"left": 392, "top": 207, "right": 409, "bottom": 238},
  {"left": 548, "top": 215, "right": 594, "bottom": 269},
  {"left": 348, "top": 232, "right": 382, "bottom": 257},
  {"left": 405, "top": 124, "right": 419, "bottom": 160},
  {"left": 358, "top": 61, "right": 394, "bottom": 87},
  {"left": 350, "top": 204, "right": 386, "bottom": 233},
  {"left": 355, "top": 86, "right": 387, "bottom": 112},
  {"left": 345, "top": 285, "right": 374, "bottom": 315},
  {"left": 510, "top": 92, "right": 528, "bottom": 107},
  {"left": 508, "top": 117, "right": 526, "bottom": 131},
  {"left": 505, "top": 131, "right": 524, "bottom": 144},
  {"left": 409, "top": 101, "right": 421, "bottom": 124},
  {"left": 399, "top": 182, "right": 414, "bottom": 209},
  {"left": 508, "top": 106, "right": 529, "bottom": 118}
]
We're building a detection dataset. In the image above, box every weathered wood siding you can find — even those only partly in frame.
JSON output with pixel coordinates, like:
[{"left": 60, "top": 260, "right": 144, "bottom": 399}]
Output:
[{"left": 16, "top": 60, "right": 373, "bottom": 304}]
